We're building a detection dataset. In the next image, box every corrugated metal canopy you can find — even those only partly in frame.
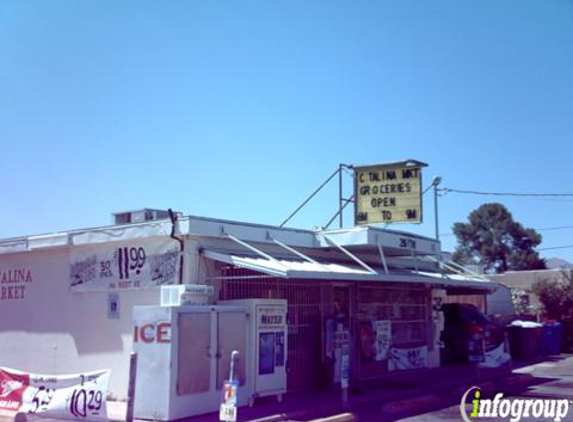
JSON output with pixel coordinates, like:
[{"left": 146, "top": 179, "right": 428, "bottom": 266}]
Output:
[{"left": 202, "top": 250, "right": 497, "bottom": 292}]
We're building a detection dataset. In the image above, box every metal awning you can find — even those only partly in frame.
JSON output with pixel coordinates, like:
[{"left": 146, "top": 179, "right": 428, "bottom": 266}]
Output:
[
  {"left": 202, "top": 250, "right": 497, "bottom": 292},
  {"left": 203, "top": 250, "right": 372, "bottom": 279}
]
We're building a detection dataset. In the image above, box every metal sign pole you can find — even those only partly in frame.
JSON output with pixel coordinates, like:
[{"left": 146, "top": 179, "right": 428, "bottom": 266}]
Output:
[
  {"left": 220, "top": 351, "right": 240, "bottom": 422},
  {"left": 229, "top": 350, "right": 239, "bottom": 381},
  {"left": 341, "top": 345, "right": 350, "bottom": 409},
  {"left": 339, "top": 164, "right": 344, "bottom": 229},
  {"left": 126, "top": 352, "right": 137, "bottom": 422}
]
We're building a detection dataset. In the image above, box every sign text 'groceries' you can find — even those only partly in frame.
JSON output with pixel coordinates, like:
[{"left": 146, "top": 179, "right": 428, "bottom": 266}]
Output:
[{"left": 354, "top": 161, "right": 426, "bottom": 225}]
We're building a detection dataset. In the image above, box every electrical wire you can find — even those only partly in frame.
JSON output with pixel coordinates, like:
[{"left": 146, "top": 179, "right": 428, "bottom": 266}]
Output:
[
  {"left": 428, "top": 187, "right": 573, "bottom": 254},
  {"left": 440, "top": 188, "right": 573, "bottom": 197},
  {"left": 537, "top": 245, "right": 573, "bottom": 251},
  {"left": 440, "top": 225, "right": 573, "bottom": 238},
  {"left": 536, "top": 225, "right": 573, "bottom": 232}
]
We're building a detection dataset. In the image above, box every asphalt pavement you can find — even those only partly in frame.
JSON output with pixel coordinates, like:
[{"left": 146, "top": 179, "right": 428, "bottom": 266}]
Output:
[
  {"left": 5, "top": 355, "right": 572, "bottom": 422},
  {"left": 391, "top": 354, "right": 573, "bottom": 422}
]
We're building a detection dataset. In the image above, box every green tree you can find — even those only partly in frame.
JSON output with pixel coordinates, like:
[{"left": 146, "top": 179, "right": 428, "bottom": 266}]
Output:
[
  {"left": 452, "top": 203, "right": 546, "bottom": 273},
  {"left": 532, "top": 272, "right": 573, "bottom": 320}
]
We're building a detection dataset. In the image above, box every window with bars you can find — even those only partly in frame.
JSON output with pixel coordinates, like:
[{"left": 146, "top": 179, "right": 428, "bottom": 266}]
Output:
[{"left": 357, "top": 284, "right": 429, "bottom": 346}]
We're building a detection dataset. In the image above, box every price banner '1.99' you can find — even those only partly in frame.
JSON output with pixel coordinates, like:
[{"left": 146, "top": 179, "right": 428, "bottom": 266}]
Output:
[
  {"left": 70, "top": 239, "right": 180, "bottom": 291},
  {"left": 0, "top": 367, "right": 110, "bottom": 421}
]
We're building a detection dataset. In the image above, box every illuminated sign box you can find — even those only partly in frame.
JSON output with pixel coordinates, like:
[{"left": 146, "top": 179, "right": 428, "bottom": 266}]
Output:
[{"left": 354, "top": 160, "right": 427, "bottom": 225}]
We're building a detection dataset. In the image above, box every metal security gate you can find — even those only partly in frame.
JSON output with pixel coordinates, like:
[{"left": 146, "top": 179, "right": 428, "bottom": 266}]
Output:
[
  {"left": 356, "top": 283, "right": 431, "bottom": 380},
  {"left": 220, "top": 266, "right": 324, "bottom": 391}
]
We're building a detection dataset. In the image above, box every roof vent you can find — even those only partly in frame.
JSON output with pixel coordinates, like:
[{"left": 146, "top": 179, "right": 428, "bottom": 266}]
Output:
[{"left": 112, "top": 208, "right": 180, "bottom": 225}]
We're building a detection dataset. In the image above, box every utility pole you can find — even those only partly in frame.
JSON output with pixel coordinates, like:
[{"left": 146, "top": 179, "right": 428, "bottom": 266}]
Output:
[
  {"left": 339, "top": 164, "right": 344, "bottom": 229},
  {"left": 433, "top": 176, "right": 442, "bottom": 241}
]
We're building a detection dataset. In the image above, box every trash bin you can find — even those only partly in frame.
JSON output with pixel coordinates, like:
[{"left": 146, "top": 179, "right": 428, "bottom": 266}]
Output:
[
  {"left": 506, "top": 323, "right": 543, "bottom": 361},
  {"left": 561, "top": 319, "right": 573, "bottom": 352},
  {"left": 543, "top": 321, "right": 563, "bottom": 355},
  {"left": 537, "top": 325, "right": 551, "bottom": 357}
]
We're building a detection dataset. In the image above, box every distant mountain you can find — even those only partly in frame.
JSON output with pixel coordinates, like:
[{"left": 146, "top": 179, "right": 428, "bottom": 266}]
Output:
[{"left": 545, "top": 257, "right": 573, "bottom": 269}]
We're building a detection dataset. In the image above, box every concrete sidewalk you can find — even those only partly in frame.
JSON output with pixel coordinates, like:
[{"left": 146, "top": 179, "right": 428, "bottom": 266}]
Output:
[
  {"left": 387, "top": 354, "right": 573, "bottom": 422},
  {"left": 105, "top": 362, "right": 535, "bottom": 422},
  {"left": 2, "top": 360, "right": 542, "bottom": 422}
]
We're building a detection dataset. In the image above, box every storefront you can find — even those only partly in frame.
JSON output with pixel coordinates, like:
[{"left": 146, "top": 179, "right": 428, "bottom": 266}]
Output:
[
  {"left": 0, "top": 209, "right": 496, "bottom": 403},
  {"left": 200, "top": 223, "right": 496, "bottom": 391},
  {"left": 217, "top": 274, "right": 433, "bottom": 389}
]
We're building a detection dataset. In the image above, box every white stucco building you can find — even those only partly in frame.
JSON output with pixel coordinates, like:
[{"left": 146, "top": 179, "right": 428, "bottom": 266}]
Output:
[{"left": 0, "top": 209, "right": 496, "bottom": 399}]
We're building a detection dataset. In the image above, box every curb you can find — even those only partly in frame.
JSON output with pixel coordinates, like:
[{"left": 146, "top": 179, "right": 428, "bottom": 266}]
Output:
[
  {"left": 244, "top": 371, "right": 539, "bottom": 422},
  {"left": 247, "top": 414, "right": 289, "bottom": 422},
  {"left": 499, "top": 373, "right": 536, "bottom": 393},
  {"left": 308, "top": 413, "right": 356, "bottom": 422},
  {"left": 456, "top": 380, "right": 496, "bottom": 396},
  {"left": 284, "top": 404, "right": 345, "bottom": 422},
  {"left": 380, "top": 393, "right": 442, "bottom": 415}
]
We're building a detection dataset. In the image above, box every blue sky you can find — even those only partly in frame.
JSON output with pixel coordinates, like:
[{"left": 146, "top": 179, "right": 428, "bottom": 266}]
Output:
[{"left": 1, "top": 0, "right": 573, "bottom": 262}]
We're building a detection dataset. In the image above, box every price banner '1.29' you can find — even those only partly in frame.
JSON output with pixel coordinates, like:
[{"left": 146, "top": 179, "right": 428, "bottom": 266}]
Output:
[{"left": 0, "top": 367, "right": 110, "bottom": 421}]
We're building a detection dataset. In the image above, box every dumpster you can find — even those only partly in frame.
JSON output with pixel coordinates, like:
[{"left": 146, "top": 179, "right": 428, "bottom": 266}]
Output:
[
  {"left": 543, "top": 321, "right": 563, "bottom": 355},
  {"left": 506, "top": 321, "right": 543, "bottom": 361},
  {"left": 537, "top": 325, "right": 551, "bottom": 357},
  {"left": 561, "top": 319, "right": 573, "bottom": 352}
]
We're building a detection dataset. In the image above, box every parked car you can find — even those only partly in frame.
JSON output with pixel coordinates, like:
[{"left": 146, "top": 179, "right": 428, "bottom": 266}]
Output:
[{"left": 440, "top": 303, "right": 504, "bottom": 363}]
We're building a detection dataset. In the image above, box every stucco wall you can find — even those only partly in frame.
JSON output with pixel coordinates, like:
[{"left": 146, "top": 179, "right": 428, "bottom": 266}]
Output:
[
  {"left": 0, "top": 247, "right": 161, "bottom": 399},
  {"left": 488, "top": 270, "right": 573, "bottom": 314}
]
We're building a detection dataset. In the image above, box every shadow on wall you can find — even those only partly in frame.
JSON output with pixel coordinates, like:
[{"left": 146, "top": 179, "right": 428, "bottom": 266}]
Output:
[{"left": 0, "top": 286, "right": 158, "bottom": 356}]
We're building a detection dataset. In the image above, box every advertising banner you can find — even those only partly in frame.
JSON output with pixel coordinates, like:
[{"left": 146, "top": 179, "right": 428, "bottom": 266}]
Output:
[
  {"left": 0, "top": 367, "right": 109, "bottom": 421},
  {"left": 372, "top": 320, "right": 392, "bottom": 361},
  {"left": 70, "top": 240, "right": 180, "bottom": 291},
  {"left": 388, "top": 346, "right": 428, "bottom": 371},
  {"left": 360, "top": 320, "right": 391, "bottom": 361},
  {"left": 478, "top": 342, "right": 511, "bottom": 368},
  {"left": 258, "top": 333, "right": 276, "bottom": 375}
]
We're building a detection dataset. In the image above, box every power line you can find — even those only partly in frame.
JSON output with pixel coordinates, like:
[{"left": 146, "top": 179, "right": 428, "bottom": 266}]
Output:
[
  {"left": 438, "top": 237, "right": 573, "bottom": 252},
  {"left": 434, "top": 188, "right": 573, "bottom": 252},
  {"left": 537, "top": 225, "right": 573, "bottom": 232},
  {"left": 440, "top": 188, "right": 573, "bottom": 198},
  {"left": 439, "top": 225, "right": 573, "bottom": 238},
  {"left": 537, "top": 245, "right": 573, "bottom": 251}
]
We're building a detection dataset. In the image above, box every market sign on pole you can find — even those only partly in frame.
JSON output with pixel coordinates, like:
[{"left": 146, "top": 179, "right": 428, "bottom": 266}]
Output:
[{"left": 354, "top": 160, "right": 427, "bottom": 225}]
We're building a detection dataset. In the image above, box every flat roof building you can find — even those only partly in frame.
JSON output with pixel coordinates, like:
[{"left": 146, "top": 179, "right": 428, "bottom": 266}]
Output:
[{"left": 0, "top": 210, "right": 495, "bottom": 399}]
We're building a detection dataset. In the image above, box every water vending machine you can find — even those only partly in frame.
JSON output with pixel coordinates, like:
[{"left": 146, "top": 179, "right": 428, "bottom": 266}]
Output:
[{"left": 221, "top": 299, "right": 287, "bottom": 405}]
